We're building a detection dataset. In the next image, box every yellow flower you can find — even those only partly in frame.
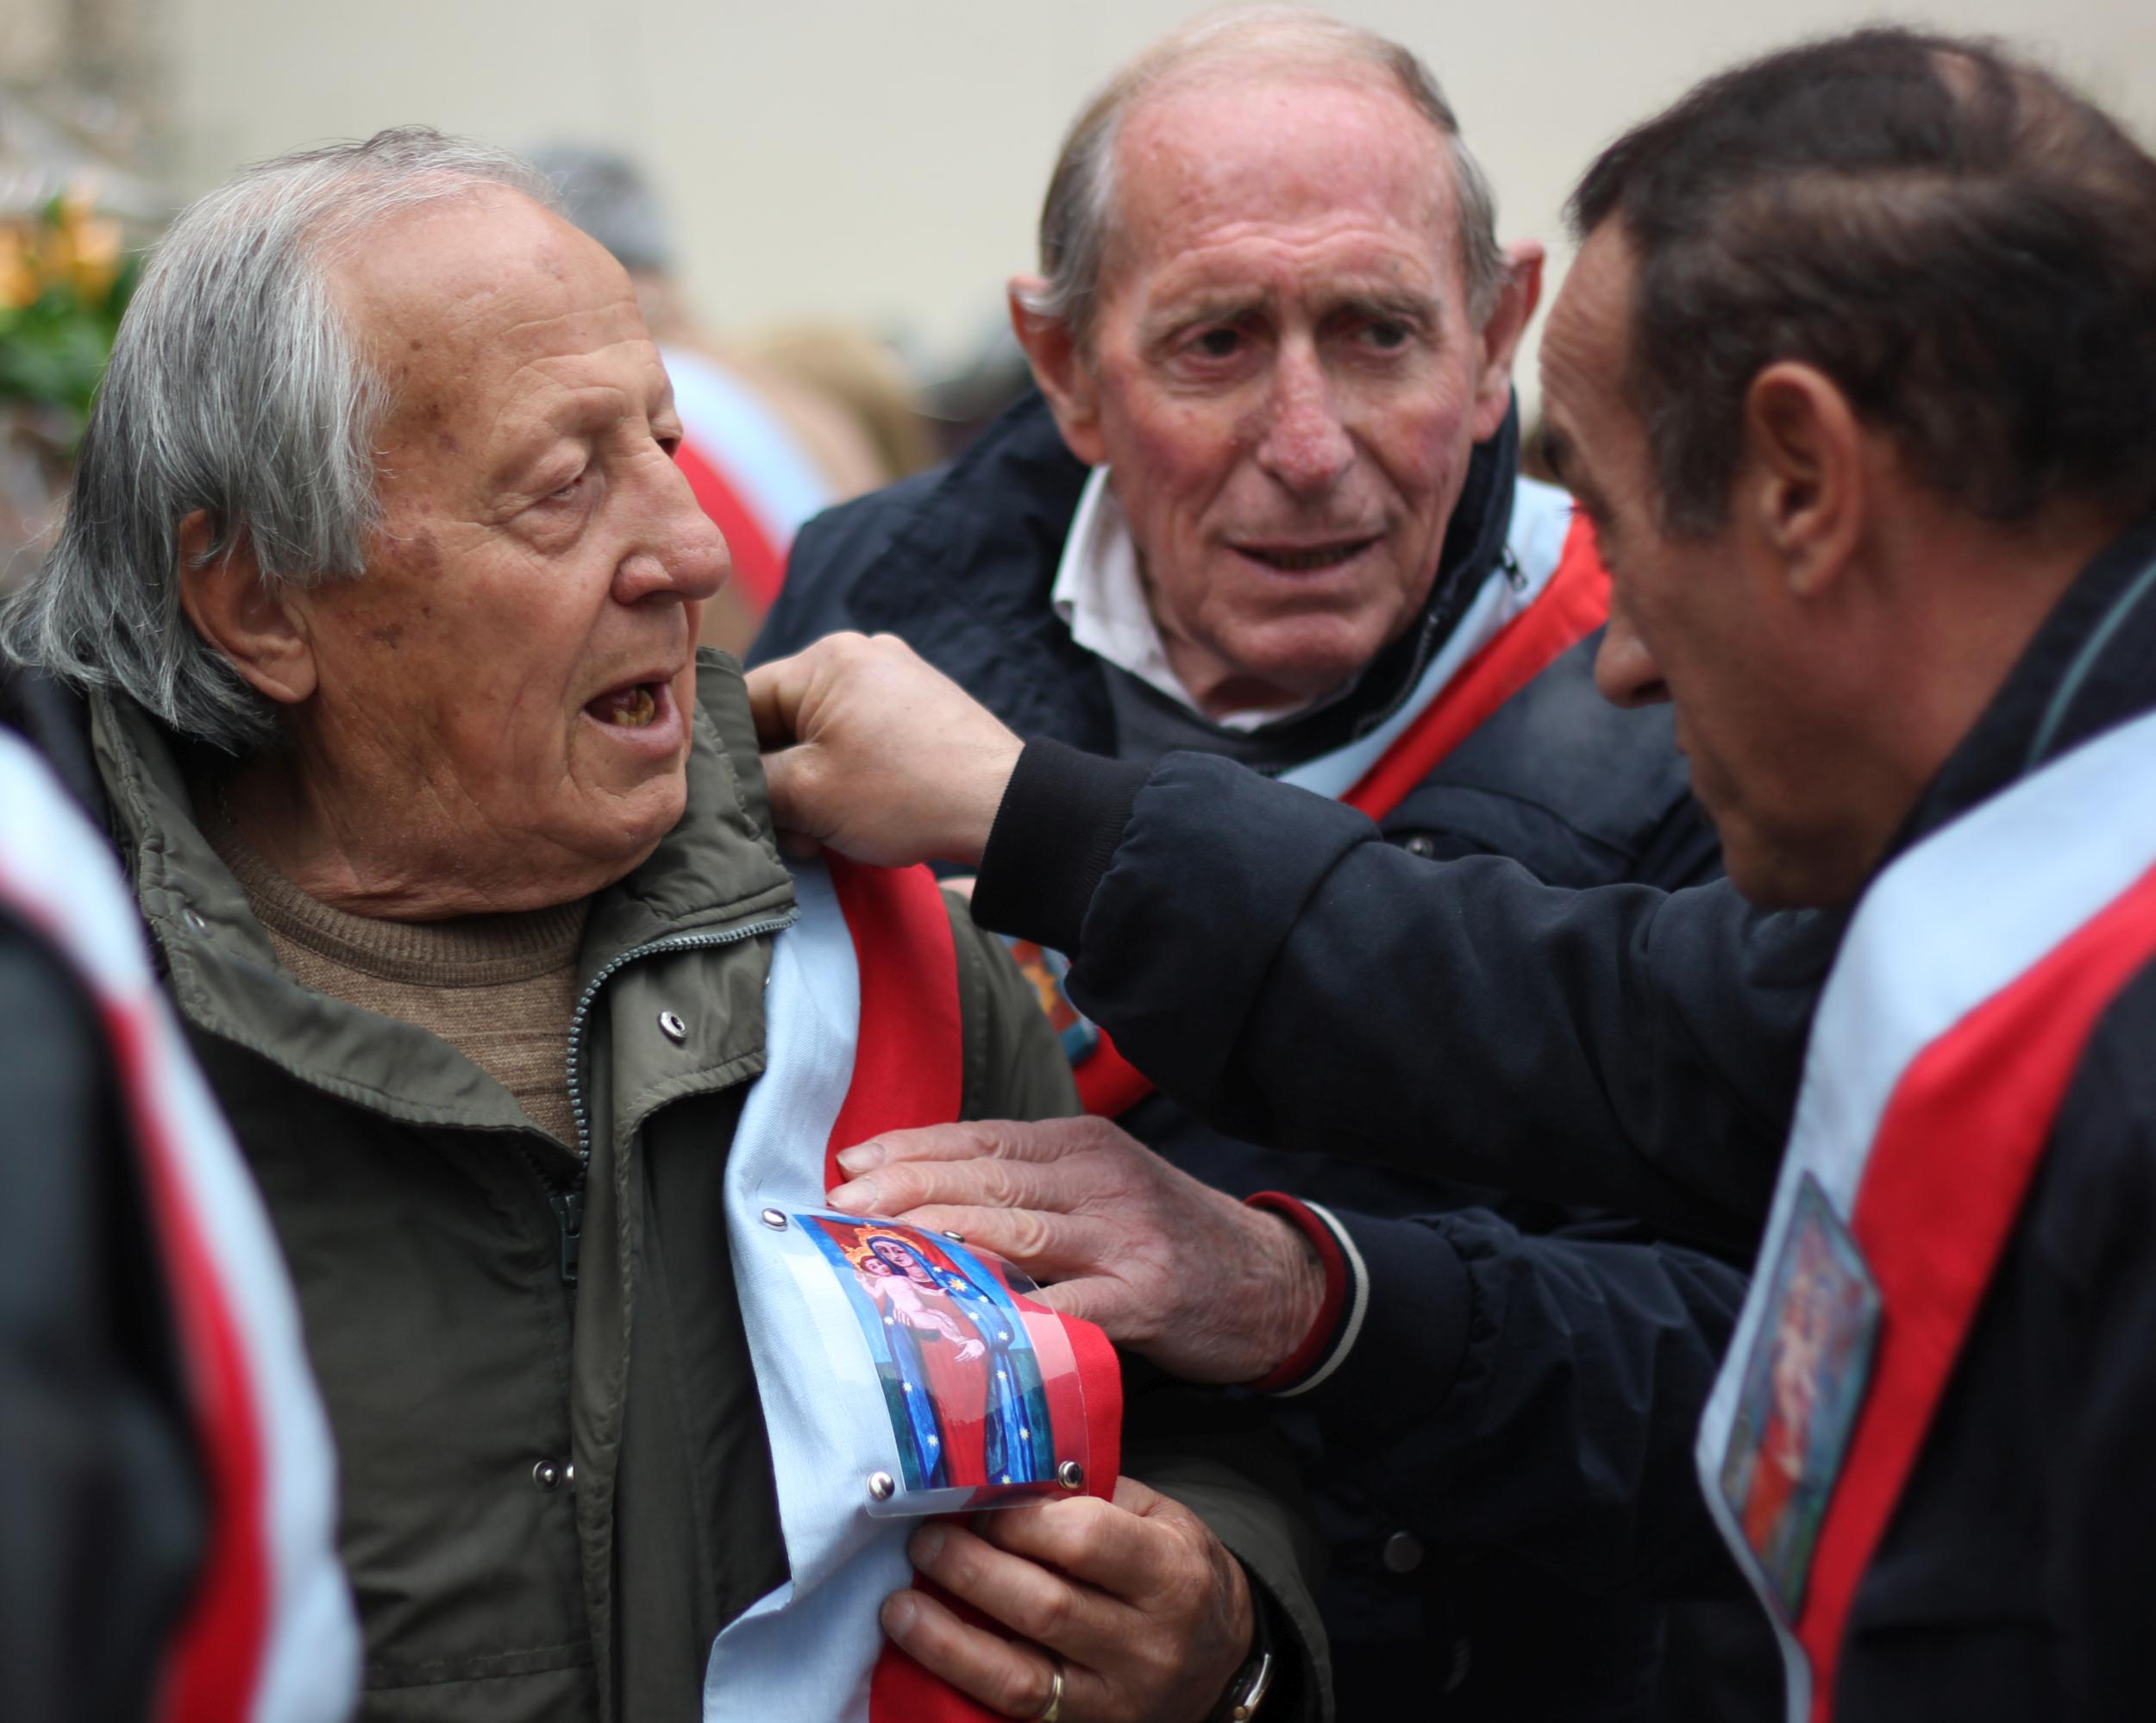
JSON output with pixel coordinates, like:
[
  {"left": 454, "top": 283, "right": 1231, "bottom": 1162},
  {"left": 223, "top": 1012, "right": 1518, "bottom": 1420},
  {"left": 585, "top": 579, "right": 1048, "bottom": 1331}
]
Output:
[
  {"left": 0, "top": 225, "right": 36, "bottom": 311},
  {"left": 49, "top": 187, "right": 122, "bottom": 303}
]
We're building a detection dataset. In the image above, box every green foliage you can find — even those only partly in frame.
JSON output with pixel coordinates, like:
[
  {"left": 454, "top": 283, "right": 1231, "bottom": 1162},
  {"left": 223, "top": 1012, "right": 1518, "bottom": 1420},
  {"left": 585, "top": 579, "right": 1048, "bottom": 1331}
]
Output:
[{"left": 0, "top": 196, "right": 142, "bottom": 444}]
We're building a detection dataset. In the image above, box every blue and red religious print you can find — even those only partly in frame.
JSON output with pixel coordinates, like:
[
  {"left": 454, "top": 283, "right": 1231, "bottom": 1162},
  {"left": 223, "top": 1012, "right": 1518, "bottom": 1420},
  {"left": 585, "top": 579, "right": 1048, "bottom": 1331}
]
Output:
[
  {"left": 1717, "top": 1175, "right": 1882, "bottom": 1620},
  {"left": 799, "top": 1214, "right": 1059, "bottom": 1498}
]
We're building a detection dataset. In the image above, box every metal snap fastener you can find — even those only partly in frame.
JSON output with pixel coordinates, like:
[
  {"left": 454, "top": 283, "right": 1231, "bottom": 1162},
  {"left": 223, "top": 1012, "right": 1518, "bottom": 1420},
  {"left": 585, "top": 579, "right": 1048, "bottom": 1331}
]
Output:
[
  {"left": 941, "top": 1228, "right": 965, "bottom": 1243},
  {"left": 1056, "top": 1459, "right": 1086, "bottom": 1492},
  {"left": 1402, "top": 835, "right": 1437, "bottom": 859},
  {"left": 657, "top": 1010, "right": 687, "bottom": 1043},
  {"left": 183, "top": 907, "right": 209, "bottom": 933},
  {"left": 760, "top": 1208, "right": 788, "bottom": 1231},
  {"left": 867, "top": 1471, "right": 897, "bottom": 1502},
  {"left": 563, "top": 1463, "right": 574, "bottom": 1485},
  {"left": 1381, "top": 1531, "right": 1425, "bottom": 1574},
  {"left": 532, "top": 1460, "right": 563, "bottom": 1491}
]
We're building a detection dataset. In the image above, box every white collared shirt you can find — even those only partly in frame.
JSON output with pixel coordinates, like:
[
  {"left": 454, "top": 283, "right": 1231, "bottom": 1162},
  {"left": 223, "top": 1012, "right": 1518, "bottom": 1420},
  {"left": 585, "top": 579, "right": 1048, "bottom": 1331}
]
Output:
[{"left": 1049, "top": 467, "right": 1316, "bottom": 732}]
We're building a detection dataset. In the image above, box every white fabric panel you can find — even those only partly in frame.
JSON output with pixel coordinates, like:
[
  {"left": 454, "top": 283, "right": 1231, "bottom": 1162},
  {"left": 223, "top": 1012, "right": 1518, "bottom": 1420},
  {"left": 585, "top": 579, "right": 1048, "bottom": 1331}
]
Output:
[
  {"left": 1695, "top": 705, "right": 2156, "bottom": 1720},
  {"left": 704, "top": 859, "right": 913, "bottom": 1723},
  {"left": 0, "top": 733, "right": 360, "bottom": 1723}
]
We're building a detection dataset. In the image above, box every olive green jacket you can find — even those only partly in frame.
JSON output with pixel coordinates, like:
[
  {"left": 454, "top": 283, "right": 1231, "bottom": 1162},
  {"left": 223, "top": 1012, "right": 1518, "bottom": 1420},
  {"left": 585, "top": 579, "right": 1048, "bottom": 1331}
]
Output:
[{"left": 91, "top": 655, "right": 1326, "bottom": 1723}]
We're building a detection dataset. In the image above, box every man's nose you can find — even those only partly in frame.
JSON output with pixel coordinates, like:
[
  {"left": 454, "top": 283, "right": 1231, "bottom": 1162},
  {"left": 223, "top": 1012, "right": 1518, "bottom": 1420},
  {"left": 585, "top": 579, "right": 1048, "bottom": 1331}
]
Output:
[
  {"left": 614, "top": 461, "right": 732, "bottom": 606},
  {"left": 1254, "top": 348, "right": 1354, "bottom": 496},
  {"left": 1593, "top": 605, "right": 1670, "bottom": 709}
]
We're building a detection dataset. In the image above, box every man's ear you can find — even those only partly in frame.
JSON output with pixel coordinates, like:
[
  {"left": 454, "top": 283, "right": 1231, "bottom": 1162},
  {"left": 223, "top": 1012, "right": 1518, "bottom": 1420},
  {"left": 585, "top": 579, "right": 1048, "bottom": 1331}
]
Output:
[
  {"left": 174, "top": 511, "right": 318, "bottom": 707},
  {"left": 1741, "top": 363, "right": 1866, "bottom": 602},
  {"left": 1008, "top": 277, "right": 1106, "bottom": 467},
  {"left": 1469, "top": 240, "right": 1545, "bottom": 442}
]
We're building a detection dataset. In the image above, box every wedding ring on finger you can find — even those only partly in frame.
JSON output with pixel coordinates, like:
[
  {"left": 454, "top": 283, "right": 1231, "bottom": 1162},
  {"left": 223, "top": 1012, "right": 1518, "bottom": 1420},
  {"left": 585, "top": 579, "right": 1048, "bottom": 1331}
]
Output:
[{"left": 1031, "top": 1657, "right": 1065, "bottom": 1723}]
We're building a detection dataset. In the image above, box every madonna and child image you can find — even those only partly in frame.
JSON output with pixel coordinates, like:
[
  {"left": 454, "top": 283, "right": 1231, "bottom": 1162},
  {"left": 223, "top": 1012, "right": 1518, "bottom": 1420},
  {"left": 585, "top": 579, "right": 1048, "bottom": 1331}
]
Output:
[{"left": 801, "top": 1215, "right": 1062, "bottom": 1498}]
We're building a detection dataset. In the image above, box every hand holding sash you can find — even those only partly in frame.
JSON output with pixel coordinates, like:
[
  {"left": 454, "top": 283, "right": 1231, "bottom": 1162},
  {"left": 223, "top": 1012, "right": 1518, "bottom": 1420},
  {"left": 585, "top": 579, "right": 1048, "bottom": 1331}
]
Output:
[{"left": 879, "top": 1476, "right": 1255, "bottom": 1723}]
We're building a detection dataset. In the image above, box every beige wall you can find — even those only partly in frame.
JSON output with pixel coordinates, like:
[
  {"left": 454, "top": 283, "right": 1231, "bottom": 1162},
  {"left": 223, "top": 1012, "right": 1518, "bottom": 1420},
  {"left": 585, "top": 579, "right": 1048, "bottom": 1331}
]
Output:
[{"left": 136, "top": 0, "right": 2156, "bottom": 404}]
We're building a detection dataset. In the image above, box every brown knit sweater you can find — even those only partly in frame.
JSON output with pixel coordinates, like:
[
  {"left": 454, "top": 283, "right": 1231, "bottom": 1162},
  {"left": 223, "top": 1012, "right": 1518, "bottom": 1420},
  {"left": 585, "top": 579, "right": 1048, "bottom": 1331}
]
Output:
[{"left": 204, "top": 800, "right": 588, "bottom": 1143}]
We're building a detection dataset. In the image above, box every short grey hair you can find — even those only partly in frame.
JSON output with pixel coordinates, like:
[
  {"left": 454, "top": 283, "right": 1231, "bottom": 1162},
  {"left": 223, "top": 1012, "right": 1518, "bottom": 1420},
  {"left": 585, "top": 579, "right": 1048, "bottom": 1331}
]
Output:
[
  {"left": 1017, "top": 8, "right": 1506, "bottom": 344},
  {"left": 0, "top": 126, "right": 558, "bottom": 753}
]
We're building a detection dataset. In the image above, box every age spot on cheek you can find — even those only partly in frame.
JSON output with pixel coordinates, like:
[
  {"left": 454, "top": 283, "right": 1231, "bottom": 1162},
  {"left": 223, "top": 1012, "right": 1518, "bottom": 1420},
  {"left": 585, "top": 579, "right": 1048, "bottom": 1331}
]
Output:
[{"left": 398, "top": 526, "right": 444, "bottom": 583}]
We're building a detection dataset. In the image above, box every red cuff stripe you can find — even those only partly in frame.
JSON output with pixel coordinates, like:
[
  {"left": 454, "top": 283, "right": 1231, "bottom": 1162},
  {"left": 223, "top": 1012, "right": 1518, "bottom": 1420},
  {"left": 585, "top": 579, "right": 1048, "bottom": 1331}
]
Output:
[{"left": 1243, "top": 1192, "right": 1351, "bottom": 1393}]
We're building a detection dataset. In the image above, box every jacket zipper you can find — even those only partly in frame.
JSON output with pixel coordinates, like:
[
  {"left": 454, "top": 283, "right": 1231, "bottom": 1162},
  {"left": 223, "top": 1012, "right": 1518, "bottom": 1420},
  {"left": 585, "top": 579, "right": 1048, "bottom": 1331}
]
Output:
[{"left": 537, "top": 907, "right": 800, "bottom": 1285}]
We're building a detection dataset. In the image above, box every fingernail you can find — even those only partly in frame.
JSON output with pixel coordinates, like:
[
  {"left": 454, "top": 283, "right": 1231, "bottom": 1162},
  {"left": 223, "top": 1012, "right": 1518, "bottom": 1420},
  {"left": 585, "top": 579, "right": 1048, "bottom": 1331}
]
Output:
[
  {"left": 883, "top": 1592, "right": 918, "bottom": 1636},
  {"left": 827, "top": 1175, "right": 878, "bottom": 1212},
  {"left": 837, "top": 1142, "right": 887, "bottom": 1175},
  {"left": 911, "top": 1524, "right": 945, "bottom": 1565}
]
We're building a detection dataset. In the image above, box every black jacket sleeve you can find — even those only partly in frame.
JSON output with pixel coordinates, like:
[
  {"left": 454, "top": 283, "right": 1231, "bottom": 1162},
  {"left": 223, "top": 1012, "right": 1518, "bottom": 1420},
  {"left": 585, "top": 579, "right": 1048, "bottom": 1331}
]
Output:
[
  {"left": 1290, "top": 1203, "right": 1749, "bottom": 1596},
  {"left": 0, "top": 912, "right": 205, "bottom": 1723},
  {"left": 972, "top": 742, "right": 1839, "bottom": 1244}
]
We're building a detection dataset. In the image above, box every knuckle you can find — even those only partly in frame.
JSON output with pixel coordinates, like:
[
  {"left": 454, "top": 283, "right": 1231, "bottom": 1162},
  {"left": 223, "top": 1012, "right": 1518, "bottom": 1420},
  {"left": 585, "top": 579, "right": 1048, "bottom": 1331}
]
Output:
[
  {"left": 1018, "top": 1579, "right": 1079, "bottom": 1645},
  {"left": 989, "top": 1657, "right": 1049, "bottom": 1719},
  {"left": 1005, "top": 1207, "right": 1055, "bottom": 1261},
  {"left": 1052, "top": 1495, "right": 1119, "bottom": 1557}
]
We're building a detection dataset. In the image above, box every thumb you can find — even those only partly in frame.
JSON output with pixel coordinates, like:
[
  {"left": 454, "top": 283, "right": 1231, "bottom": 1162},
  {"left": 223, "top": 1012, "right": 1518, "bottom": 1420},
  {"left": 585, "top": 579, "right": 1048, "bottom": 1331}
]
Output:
[
  {"left": 758, "top": 744, "right": 834, "bottom": 845},
  {"left": 743, "top": 653, "right": 814, "bottom": 751}
]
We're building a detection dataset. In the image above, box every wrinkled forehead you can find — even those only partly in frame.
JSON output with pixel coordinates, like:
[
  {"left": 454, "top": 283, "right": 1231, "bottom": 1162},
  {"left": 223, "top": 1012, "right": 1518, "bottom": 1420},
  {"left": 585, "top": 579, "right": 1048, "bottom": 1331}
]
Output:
[
  {"left": 325, "top": 185, "right": 654, "bottom": 440},
  {"left": 1106, "top": 66, "right": 1457, "bottom": 285}
]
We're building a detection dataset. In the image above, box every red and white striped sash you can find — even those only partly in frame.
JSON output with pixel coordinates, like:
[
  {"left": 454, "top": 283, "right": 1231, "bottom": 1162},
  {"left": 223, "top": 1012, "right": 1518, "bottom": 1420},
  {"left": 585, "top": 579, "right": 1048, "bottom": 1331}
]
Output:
[
  {"left": 1697, "top": 705, "right": 2156, "bottom": 1720},
  {"left": 708, "top": 855, "right": 1123, "bottom": 1721},
  {"left": 0, "top": 731, "right": 358, "bottom": 1723}
]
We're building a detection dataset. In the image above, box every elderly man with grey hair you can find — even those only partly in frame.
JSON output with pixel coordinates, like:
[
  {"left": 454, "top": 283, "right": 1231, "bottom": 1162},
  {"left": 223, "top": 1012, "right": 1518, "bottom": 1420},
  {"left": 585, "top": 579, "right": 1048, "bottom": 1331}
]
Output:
[
  {"left": 0, "top": 128, "right": 1326, "bottom": 1723},
  {"left": 756, "top": 9, "right": 1773, "bottom": 1720}
]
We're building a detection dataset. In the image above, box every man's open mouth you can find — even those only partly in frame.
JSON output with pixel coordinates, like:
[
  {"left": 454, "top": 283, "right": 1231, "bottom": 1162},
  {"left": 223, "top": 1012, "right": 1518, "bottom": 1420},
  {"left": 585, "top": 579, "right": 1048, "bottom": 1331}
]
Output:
[
  {"left": 1235, "top": 538, "right": 1380, "bottom": 573},
  {"left": 587, "top": 681, "right": 662, "bottom": 729}
]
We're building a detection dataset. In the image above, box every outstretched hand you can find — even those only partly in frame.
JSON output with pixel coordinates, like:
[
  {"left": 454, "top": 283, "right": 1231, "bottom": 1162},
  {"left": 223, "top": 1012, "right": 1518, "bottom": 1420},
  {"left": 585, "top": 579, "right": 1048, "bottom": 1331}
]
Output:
[
  {"left": 828, "top": 1115, "right": 1326, "bottom": 1386},
  {"left": 745, "top": 633, "right": 1025, "bottom": 867}
]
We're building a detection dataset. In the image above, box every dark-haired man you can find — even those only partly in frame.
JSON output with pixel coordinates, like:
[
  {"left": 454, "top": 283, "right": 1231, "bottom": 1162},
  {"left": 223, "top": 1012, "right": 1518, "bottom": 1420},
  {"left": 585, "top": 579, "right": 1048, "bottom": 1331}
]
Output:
[{"left": 755, "top": 25, "right": 2156, "bottom": 1720}]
